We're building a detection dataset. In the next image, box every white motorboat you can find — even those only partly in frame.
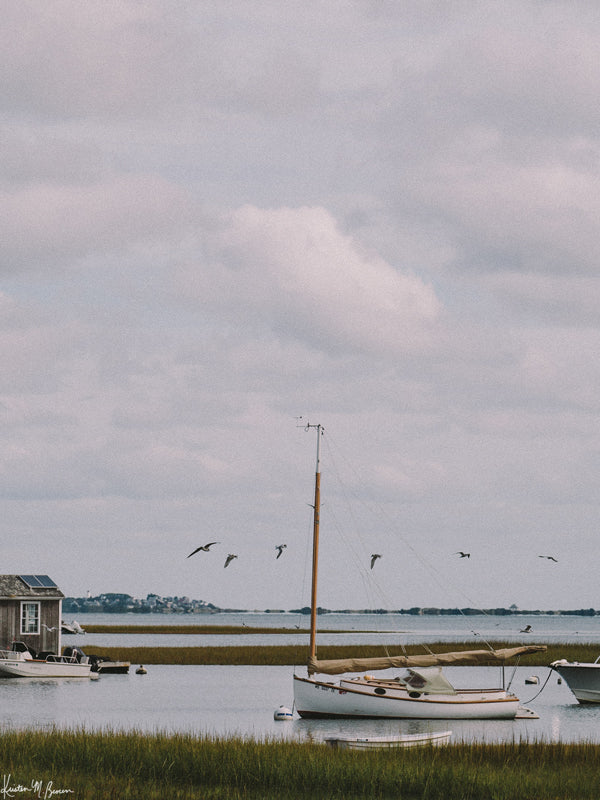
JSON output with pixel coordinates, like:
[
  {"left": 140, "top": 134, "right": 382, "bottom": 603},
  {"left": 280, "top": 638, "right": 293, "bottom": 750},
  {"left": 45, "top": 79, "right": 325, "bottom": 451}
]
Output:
[
  {"left": 292, "top": 423, "right": 545, "bottom": 720},
  {"left": 0, "top": 642, "right": 91, "bottom": 678},
  {"left": 550, "top": 657, "right": 600, "bottom": 703},
  {"left": 325, "top": 730, "right": 452, "bottom": 749}
]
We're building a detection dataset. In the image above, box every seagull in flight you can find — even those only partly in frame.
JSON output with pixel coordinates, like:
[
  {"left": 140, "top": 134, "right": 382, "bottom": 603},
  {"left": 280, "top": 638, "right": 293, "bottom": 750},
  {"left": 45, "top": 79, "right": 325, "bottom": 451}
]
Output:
[
  {"left": 275, "top": 544, "right": 287, "bottom": 559},
  {"left": 187, "top": 542, "right": 219, "bottom": 558},
  {"left": 520, "top": 624, "right": 532, "bottom": 633},
  {"left": 224, "top": 554, "right": 238, "bottom": 568},
  {"left": 538, "top": 555, "right": 558, "bottom": 562},
  {"left": 455, "top": 551, "right": 470, "bottom": 558},
  {"left": 370, "top": 554, "right": 382, "bottom": 569}
]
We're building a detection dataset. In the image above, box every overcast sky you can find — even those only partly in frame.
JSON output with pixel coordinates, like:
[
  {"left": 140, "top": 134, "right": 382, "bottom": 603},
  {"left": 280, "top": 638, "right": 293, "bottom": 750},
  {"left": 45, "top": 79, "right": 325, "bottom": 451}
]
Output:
[{"left": 2, "top": 1, "right": 599, "bottom": 613}]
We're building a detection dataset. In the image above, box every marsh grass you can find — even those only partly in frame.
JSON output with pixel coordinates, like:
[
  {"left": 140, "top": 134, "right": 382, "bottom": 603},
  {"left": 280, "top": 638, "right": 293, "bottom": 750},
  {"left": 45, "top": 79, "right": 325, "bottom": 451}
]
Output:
[
  {"left": 81, "top": 640, "right": 594, "bottom": 666},
  {"left": 2, "top": 729, "right": 600, "bottom": 799},
  {"left": 84, "top": 624, "right": 317, "bottom": 635}
]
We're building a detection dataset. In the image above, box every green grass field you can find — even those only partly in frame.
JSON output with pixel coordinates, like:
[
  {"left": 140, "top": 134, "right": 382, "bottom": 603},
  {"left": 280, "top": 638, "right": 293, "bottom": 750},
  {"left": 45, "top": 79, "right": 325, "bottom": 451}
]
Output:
[
  {"left": 1, "top": 729, "right": 600, "bottom": 799},
  {"left": 80, "top": 639, "right": 588, "bottom": 666}
]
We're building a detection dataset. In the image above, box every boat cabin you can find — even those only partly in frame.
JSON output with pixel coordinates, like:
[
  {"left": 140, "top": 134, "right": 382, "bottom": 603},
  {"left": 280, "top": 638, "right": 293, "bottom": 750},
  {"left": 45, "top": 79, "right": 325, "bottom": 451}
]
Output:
[{"left": 0, "top": 575, "right": 64, "bottom": 656}]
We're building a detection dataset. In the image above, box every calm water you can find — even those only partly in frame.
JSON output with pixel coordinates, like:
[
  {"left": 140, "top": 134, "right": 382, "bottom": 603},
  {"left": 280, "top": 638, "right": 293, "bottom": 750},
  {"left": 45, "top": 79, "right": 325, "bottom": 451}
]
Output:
[{"left": 2, "top": 612, "right": 598, "bottom": 743}]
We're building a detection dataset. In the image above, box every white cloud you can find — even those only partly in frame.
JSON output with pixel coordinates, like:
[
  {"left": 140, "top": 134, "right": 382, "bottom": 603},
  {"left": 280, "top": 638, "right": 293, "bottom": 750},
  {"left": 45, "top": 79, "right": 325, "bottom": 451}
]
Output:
[{"left": 177, "top": 205, "right": 440, "bottom": 356}]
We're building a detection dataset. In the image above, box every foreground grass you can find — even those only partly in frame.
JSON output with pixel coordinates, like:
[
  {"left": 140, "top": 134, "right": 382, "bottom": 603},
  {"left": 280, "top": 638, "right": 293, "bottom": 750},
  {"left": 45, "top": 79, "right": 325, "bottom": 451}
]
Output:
[
  {"left": 1, "top": 729, "right": 600, "bottom": 799},
  {"left": 81, "top": 640, "right": 595, "bottom": 667}
]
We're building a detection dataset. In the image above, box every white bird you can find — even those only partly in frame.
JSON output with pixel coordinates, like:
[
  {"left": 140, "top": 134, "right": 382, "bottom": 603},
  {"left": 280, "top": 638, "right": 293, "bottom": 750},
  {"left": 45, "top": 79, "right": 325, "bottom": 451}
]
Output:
[
  {"left": 275, "top": 544, "right": 287, "bottom": 559},
  {"left": 187, "top": 542, "right": 219, "bottom": 558},
  {"left": 370, "top": 554, "right": 382, "bottom": 569},
  {"left": 224, "top": 554, "right": 238, "bottom": 568},
  {"left": 521, "top": 625, "right": 532, "bottom": 633}
]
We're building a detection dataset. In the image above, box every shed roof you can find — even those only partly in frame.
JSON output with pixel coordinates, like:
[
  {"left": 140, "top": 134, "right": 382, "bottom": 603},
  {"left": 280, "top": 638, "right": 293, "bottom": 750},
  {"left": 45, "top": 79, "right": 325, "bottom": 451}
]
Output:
[{"left": 0, "top": 575, "right": 64, "bottom": 599}]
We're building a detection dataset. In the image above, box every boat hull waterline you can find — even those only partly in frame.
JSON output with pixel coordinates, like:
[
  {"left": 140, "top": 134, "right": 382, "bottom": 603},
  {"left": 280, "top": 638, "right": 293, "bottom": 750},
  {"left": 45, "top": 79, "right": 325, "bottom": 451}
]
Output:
[
  {"left": 0, "top": 658, "right": 91, "bottom": 678},
  {"left": 293, "top": 675, "right": 520, "bottom": 720},
  {"left": 551, "top": 659, "right": 600, "bottom": 704}
]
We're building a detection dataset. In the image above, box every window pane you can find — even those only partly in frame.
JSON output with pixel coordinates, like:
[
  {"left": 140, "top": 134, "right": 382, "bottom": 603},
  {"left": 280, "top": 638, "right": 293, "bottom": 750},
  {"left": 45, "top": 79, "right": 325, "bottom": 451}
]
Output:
[{"left": 21, "top": 602, "right": 39, "bottom": 634}]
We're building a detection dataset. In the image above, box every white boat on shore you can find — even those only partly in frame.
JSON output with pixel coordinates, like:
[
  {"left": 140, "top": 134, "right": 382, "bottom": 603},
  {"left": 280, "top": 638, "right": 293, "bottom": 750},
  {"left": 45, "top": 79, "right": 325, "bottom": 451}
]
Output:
[
  {"left": 0, "top": 642, "right": 91, "bottom": 678},
  {"left": 292, "top": 423, "right": 545, "bottom": 720},
  {"left": 550, "top": 657, "right": 600, "bottom": 703},
  {"left": 325, "top": 730, "right": 452, "bottom": 749}
]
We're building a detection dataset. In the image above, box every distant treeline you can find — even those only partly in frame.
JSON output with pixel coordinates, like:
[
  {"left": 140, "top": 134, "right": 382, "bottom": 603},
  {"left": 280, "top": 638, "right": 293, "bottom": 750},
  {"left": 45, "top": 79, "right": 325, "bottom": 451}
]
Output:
[
  {"left": 63, "top": 594, "right": 598, "bottom": 617},
  {"left": 289, "top": 606, "right": 598, "bottom": 616}
]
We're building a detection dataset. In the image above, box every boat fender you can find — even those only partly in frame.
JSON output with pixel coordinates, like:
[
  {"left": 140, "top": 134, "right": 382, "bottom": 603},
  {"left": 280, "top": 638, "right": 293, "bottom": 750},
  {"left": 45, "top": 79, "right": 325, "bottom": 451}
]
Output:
[
  {"left": 408, "top": 691, "right": 422, "bottom": 699},
  {"left": 274, "top": 705, "right": 293, "bottom": 721}
]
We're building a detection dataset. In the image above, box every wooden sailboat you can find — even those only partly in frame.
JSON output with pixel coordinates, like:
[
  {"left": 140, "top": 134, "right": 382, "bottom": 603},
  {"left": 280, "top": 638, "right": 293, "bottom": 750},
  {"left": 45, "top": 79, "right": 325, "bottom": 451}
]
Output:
[{"left": 292, "top": 424, "right": 545, "bottom": 720}]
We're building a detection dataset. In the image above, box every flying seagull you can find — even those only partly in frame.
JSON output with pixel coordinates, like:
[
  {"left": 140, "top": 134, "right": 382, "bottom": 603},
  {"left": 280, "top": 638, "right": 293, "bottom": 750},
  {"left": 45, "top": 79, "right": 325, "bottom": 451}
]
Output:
[
  {"left": 538, "top": 555, "right": 558, "bottom": 562},
  {"left": 275, "top": 544, "right": 287, "bottom": 559},
  {"left": 187, "top": 542, "right": 219, "bottom": 558},
  {"left": 224, "top": 554, "right": 238, "bottom": 568},
  {"left": 370, "top": 554, "right": 382, "bottom": 569},
  {"left": 520, "top": 624, "right": 532, "bottom": 633},
  {"left": 455, "top": 551, "right": 470, "bottom": 558}
]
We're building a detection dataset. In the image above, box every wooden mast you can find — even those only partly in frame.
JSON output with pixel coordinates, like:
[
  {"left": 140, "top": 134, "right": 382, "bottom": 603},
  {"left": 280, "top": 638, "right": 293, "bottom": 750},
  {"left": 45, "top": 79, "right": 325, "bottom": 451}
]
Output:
[{"left": 307, "top": 423, "right": 323, "bottom": 664}]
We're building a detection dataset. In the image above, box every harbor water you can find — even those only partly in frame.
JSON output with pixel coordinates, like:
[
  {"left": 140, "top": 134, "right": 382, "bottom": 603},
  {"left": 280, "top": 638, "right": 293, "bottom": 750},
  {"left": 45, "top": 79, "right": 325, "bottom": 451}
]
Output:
[{"left": 2, "top": 611, "right": 599, "bottom": 743}]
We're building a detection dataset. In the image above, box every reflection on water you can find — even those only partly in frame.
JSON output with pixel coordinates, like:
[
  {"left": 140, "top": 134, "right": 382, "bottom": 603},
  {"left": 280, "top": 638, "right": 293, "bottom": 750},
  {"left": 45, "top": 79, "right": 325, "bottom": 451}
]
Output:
[
  {"left": 7, "top": 612, "right": 593, "bottom": 742},
  {"left": 0, "top": 664, "right": 598, "bottom": 744}
]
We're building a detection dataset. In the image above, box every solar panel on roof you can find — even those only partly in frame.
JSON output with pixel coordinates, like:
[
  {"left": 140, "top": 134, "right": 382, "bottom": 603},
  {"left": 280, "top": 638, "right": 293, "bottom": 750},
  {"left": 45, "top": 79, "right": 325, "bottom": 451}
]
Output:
[
  {"left": 19, "top": 574, "right": 57, "bottom": 589},
  {"left": 36, "top": 575, "right": 57, "bottom": 587},
  {"left": 20, "top": 575, "right": 42, "bottom": 587}
]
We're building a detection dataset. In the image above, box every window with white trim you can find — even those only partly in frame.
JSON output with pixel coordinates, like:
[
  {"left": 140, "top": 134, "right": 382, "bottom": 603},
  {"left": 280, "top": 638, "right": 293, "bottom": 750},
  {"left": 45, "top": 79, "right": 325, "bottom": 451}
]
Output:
[{"left": 20, "top": 602, "right": 40, "bottom": 634}]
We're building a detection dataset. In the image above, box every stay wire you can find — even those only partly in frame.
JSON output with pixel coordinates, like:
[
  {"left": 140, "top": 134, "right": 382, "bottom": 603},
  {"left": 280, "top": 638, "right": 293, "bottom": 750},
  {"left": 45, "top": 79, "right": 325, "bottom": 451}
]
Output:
[{"left": 323, "top": 432, "right": 503, "bottom": 653}]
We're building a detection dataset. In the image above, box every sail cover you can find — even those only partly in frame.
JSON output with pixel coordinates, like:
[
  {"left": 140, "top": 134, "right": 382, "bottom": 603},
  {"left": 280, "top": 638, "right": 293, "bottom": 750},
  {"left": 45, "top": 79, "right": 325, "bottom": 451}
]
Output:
[{"left": 307, "top": 645, "right": 546, "bottom": 676}]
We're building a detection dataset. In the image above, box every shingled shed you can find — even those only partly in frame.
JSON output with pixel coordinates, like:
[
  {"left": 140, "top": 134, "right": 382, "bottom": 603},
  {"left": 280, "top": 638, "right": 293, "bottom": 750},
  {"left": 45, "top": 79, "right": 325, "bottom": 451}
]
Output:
[{"left": 0, "top": 575, "right": 64, "bottom": 655}]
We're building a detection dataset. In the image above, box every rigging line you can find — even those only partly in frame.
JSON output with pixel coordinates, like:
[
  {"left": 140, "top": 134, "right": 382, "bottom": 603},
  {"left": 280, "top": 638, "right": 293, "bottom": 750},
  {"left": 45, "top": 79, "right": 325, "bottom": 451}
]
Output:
[
  {"left": 297, "top": 503, "right": 315, "bottom": 630},
  {"left": 520, "top": 668, "right": 554, "bottom": 705},
  {"left": 324, "top": 431, "right": 499, "bottom": 626},
  {"left": 321, "top": 436, "right": 441, "bottom": 657},
  {"left": 323, "top": 485, "right": 396, "bottom": 612},
  {"left": 322, "top": 436, "right": 396, "bottom": 611}
]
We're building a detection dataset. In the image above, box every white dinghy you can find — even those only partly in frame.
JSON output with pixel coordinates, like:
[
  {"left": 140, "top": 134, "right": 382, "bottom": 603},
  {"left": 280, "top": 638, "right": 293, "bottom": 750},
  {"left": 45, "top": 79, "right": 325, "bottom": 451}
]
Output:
[{"left": 325, "top": 730, "right": 452, "bottom": 749}]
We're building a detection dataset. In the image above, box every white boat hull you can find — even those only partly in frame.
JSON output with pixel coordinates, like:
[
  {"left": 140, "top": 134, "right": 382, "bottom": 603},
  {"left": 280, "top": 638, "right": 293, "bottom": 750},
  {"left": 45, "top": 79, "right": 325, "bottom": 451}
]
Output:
[
  {"left": 551, "top": 660, "right": 600, "bottom": 703},
  {"left": 293, "top": 675, "right": 520, "bottom": 720},
  {"left": 0, "top": 655, "right": 91, "bottom": 678},
  {"left": 325, "top": 730, "right": 452, "bottom": 749}
]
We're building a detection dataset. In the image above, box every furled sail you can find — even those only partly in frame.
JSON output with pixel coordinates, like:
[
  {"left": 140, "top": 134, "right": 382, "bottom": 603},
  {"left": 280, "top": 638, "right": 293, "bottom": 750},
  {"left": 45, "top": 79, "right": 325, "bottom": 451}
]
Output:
[{"left": 307, "top": 645, "right": 546, "bottom": 676}]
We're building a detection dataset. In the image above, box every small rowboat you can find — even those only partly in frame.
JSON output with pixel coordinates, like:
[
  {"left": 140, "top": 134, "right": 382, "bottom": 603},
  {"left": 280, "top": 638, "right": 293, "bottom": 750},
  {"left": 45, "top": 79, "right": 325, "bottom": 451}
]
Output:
[{"left": 325, "top": 730, "right": 452, "bottom": 750}]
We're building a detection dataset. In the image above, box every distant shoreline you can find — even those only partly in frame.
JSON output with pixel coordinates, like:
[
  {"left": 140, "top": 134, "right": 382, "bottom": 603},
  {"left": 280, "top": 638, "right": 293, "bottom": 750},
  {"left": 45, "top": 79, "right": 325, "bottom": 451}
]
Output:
[{"left": 64, "top": 601, "right": 599, "bottom": 617}]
